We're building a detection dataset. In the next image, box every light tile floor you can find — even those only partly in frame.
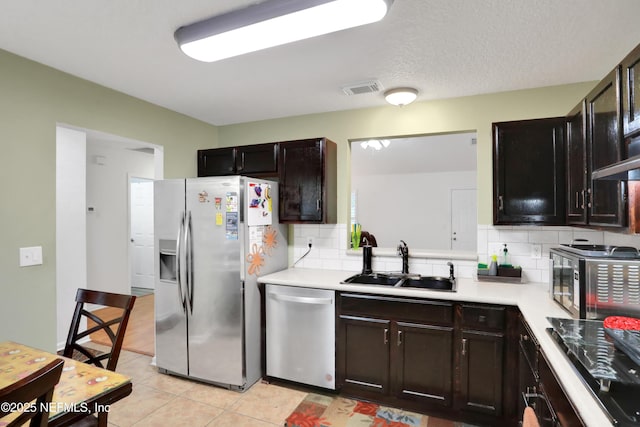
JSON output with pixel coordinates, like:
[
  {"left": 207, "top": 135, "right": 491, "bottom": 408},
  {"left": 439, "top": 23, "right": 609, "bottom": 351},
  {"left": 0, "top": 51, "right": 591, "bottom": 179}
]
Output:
[
  {"left": 105, "top": 347, "right": 307, "bottom": 426},
  {"left": 101, "top": 345, "right": 482, "bottom": 427}
]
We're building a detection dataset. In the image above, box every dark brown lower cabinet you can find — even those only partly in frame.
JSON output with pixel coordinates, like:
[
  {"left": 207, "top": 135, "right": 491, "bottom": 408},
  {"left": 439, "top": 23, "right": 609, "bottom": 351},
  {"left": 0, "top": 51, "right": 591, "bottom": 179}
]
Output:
[
  {"left": 518, "top": 316, "right": 583, "bottom": 427},
  {"left": 458, "top": 329, "right": 504, "bottom": 415},
  {"left": 337, "top": 293, "right": 518, "bottom": 427},
  {"left": 339, "top": 315, "right": 391, "bottom": 396},
  {"left": 339, "top": 315, "right": 456, "bottom": 405},
  {"left": 395, "top": 322, "right": 454, "bottom": 406}
]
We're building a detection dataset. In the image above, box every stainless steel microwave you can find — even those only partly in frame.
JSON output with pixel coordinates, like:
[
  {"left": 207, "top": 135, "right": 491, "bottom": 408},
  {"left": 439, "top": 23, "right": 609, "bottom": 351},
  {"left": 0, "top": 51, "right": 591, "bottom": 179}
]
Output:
[
  {"left": 550, "top": 245, "right": 640, "bottom": 319},
  {"left": 549, "top": 248, "right": 584, "bottom": 318}
]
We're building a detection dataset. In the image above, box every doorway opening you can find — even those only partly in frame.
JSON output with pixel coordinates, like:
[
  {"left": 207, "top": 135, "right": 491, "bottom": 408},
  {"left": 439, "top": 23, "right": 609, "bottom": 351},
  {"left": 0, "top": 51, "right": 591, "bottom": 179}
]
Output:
[
  {"left": 129, "top": 176, "right": 155, "bottom": 296},
  {"left": 56, "top": 124, "right": 162, "bottom": 356}
]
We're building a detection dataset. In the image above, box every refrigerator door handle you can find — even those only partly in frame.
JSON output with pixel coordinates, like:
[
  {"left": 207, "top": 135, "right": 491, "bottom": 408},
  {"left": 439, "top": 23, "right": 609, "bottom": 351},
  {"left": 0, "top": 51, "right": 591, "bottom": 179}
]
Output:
[
  {"left": 186, "top": 210, "right": 194, "bottom": 315},
  {"left": 176, "top": 211, "right": 187, "bottom": 313}
]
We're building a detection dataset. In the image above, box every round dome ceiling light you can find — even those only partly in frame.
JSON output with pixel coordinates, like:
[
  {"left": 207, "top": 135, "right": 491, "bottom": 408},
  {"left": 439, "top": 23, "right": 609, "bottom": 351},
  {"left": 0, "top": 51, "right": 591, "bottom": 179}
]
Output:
[{"left": 384, "top": 87, "right": 418, "bottom": 106}]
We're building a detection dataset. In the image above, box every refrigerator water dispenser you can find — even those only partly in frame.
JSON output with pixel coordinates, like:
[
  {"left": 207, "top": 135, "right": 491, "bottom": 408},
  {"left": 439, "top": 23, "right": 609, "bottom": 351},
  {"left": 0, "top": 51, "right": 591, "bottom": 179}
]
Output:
[{"left": 159, "top": 239, "right": 177, "bottom": 282}]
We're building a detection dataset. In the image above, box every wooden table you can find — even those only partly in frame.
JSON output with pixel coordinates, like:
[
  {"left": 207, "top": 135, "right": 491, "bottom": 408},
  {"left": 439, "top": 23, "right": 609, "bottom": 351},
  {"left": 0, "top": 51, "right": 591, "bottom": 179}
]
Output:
[{"left": 0, "top": 341, "right": 132, "bottom": 427}]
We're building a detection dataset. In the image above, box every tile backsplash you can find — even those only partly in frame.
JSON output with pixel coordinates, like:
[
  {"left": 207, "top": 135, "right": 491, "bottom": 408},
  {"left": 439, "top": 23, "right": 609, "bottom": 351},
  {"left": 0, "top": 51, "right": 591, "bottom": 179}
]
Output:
[{"left": 291, "top": 224, "right": 640, "bottom": 284}]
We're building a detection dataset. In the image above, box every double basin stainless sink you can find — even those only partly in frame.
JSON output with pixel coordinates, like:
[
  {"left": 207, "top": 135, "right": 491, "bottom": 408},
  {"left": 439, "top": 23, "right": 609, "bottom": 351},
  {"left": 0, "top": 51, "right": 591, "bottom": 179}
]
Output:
[{"left": 341, "top": 272, "right": 456, "bottom": 292}]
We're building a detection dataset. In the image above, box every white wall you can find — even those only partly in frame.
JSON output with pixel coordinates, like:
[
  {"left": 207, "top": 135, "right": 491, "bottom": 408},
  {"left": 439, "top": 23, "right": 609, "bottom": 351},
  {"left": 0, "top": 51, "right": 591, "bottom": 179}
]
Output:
[
  {"left": 86, "top": 142, "right": 155, "bottom": 296},
  {"left": 56, "top": 126, "right": 87, "bottom": 348},
  {"left": 352, "top": 170, "right": 477, "bottom": 249}
]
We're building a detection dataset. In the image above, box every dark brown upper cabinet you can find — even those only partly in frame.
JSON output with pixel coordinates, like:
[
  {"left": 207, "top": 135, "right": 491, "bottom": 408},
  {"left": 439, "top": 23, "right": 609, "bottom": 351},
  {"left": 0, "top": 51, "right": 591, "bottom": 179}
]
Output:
[
  {"left": 622, "top": 43, "right": 640, "bottom": 138},
  {"left": 566, "top": 101, "right": 588, "bottom": 225},
  {"left": 278, "top": 137, "right": 337, "bottom": 223},
  {"left": 586, "top": 66, "right": 627, "bottom": 227},
  {"left": 493, "top": 118, "right": 566, "bottom": 225},
  {"left": 235, "top": 143, "right": 279, "bottom": 176},
  {"left": 198, "top": 138, "right": 337, "bottom": 224},
  {"left": 197, "top": 143, "right": 278, "bottom": 178},
  {"left": 197, "top": 146, "right": 236, "bottom": 176}
]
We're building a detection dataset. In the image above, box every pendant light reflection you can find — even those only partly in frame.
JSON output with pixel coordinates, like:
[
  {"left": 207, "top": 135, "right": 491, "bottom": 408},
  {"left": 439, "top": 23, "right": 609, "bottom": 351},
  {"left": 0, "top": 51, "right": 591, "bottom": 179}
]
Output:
[{"left": 360, "top": 139, "right": 391, "bottom": 150}]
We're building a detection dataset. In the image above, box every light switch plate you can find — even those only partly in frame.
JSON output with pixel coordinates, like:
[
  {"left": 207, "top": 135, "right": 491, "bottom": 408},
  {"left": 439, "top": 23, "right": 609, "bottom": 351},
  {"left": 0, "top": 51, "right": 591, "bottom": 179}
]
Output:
[{"left": 19, "top": 246, "right": 43, "bottom": 267}]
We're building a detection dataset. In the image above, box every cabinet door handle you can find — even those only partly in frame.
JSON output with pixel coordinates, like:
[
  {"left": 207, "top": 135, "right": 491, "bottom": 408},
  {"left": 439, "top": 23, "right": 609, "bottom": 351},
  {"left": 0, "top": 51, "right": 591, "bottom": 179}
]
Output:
[
  {"left": 397, "top": 330, "right": 403, "bottom": 346},
  {"left": 236, "top": 152, "right": 245, "bottom": 171},
  {"left": 384, "top": 328, "right": 389, "bottom": 345},
  {"left": 462, "top": 338, "right": 468, "bottom": 356},
  {"left": 498, "top": 195, "right": 504, "bottom": 211},
  {"left": 586, "top": 188, "right": 592, "bottom": 208},
  {"left": 575, "top": 191, "right": 579, "bottom": 209},
  {"left": 580, "top": 189, "right": 585, "bottom": 209},
  {"left": 316, "top": 199, "right": 321, "bottom": 211}
]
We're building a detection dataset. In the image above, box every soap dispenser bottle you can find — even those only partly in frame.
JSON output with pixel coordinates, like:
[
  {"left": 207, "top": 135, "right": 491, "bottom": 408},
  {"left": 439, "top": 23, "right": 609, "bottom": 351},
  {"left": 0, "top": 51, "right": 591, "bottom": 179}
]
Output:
[
  {"left": 489, "top": 255, "right": 498, "bottom": 276},
  {"left": 501, "top": 244, "right": 509, "bottom": 266}
]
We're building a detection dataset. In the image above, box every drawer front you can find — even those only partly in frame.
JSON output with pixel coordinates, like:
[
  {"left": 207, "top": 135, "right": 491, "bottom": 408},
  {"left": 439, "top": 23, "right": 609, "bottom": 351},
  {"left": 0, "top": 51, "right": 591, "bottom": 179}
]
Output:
[
  {"left": 339, "top": 293, "right": 453, "bottom": 325},
  {"left": 461, "top": 304, "right": 506, "bottom": 331},
  {"left": 519, "top": 318, "right": 539, "bottom": 375}
]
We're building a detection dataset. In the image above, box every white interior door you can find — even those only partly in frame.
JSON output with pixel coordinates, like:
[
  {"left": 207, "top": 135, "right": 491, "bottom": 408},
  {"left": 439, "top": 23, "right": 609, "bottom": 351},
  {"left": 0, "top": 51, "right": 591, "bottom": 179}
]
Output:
[
  {"left": 451, "top": 189, "right": 477, "bottom": 251},
  {"left": 130, "top": 177, "right": 155, "bottom": 289}
]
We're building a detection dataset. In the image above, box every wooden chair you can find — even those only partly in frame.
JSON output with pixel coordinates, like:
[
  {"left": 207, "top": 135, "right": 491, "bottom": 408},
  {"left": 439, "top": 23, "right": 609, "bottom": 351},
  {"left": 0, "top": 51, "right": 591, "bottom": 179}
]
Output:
[
  {"left": 63, "top": 289, "right": 136, "bottom": 427},
  {"left": 63, "top": 289, "right": 136, "bottom": 371},
  {"left": 0, "top": 358, "right": 64, "bottom": 427}
]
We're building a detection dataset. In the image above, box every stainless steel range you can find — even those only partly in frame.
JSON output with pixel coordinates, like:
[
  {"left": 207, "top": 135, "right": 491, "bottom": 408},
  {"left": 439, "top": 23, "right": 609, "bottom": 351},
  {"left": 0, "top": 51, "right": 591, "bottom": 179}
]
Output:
[
  {"left": 549, "top": 244, "right": 640, "bottom": 319},
  {"left": 547, "top": 317, "right": 640, "bottom": 426}
]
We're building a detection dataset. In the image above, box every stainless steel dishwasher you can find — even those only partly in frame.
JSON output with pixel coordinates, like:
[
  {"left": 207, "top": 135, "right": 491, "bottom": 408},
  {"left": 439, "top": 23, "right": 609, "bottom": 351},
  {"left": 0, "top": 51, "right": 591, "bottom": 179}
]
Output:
[{"left": 265, "top": 284, "right": 335, "bottom": 389}]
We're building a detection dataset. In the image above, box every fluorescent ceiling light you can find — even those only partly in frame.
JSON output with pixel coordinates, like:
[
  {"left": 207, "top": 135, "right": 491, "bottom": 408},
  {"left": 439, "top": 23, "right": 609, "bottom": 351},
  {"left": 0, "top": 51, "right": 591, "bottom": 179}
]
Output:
[
  {"left": 175, "top": 0, "right": 394, "bottom": 62},
  {"left": 384, "top": 87, "right": 418, "bottom": 106}
]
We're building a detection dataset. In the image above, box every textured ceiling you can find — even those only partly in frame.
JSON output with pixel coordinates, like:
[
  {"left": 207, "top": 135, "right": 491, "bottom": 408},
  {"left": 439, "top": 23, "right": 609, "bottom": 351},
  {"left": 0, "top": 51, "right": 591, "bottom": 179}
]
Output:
[{"left": 1, "top": 0, "right": 640, "bottom": 126}]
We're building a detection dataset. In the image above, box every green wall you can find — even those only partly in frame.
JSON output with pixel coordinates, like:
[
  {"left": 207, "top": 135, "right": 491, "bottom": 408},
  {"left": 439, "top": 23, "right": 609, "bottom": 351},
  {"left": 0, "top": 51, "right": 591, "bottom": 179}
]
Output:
[
  {"left": 0, "top": 49, "right": 218, "bottom": 351},
  {"left": 219, "top": 82, "right": 597, "bottom": 226}
]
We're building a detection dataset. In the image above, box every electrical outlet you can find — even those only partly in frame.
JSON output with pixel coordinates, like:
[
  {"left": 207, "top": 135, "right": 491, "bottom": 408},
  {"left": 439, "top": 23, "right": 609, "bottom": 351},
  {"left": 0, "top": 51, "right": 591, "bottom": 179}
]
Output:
[
  {"left": 307, "top": 237, "right": 314, "bottom": 246},
  {"left": 531, "top": 244, "right": 542, "bottom": 259}
]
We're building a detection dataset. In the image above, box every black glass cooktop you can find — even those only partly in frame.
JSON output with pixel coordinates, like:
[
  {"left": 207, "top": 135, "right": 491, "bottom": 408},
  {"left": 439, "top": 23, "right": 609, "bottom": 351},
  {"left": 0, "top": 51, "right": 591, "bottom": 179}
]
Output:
[{"left": 547, "top": 317, "right": 640, "bottom": 426}]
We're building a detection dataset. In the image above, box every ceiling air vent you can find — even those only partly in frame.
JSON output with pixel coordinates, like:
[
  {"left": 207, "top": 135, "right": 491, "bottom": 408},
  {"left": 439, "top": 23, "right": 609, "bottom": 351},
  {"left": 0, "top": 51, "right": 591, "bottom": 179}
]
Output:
[{"left": 342, "top": 80, "right": 383, "bottom": 96}]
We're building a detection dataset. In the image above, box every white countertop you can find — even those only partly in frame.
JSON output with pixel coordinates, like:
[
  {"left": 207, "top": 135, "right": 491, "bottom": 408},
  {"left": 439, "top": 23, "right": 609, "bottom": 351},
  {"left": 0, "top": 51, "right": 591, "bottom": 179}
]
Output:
[{"left": 258, "top": 268, "right": 612, "bottom": 427}]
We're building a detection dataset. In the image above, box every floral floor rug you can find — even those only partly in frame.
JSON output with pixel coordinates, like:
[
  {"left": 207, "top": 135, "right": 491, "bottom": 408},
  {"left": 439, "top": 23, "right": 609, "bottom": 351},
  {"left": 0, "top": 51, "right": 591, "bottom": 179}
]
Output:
[{"left": 285, "top": 393, "right": 480, "bottom": 427}]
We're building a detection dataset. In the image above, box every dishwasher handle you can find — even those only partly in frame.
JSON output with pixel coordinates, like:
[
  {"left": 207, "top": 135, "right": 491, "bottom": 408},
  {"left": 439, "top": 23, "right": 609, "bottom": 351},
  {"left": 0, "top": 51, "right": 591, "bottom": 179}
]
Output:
[{"left": 268, "top": 293, "right": 333, "bottom": 305}]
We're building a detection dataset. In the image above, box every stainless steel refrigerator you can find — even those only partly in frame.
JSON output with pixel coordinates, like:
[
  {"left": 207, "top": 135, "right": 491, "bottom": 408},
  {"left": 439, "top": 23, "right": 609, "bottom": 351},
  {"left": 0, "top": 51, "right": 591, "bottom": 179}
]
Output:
[{"left": 154, "top": 176, "right": 287, "bottom": 391}]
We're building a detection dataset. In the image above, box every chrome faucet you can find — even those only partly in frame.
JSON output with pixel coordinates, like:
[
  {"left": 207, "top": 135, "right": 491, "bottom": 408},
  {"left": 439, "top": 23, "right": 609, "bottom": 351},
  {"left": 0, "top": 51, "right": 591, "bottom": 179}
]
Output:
[{"left": 397, "top": 240, "right": 409, "bottom": 274}]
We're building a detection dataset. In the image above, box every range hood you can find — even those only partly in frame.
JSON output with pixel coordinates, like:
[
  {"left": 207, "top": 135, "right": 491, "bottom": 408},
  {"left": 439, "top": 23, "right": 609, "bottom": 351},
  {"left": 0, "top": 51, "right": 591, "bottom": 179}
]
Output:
[
  {"left": 592, "top": 154, "right": 640, "bottom": 180},
  {"left": 592, "top": 134, "right": 640, "bottom": 181}
]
